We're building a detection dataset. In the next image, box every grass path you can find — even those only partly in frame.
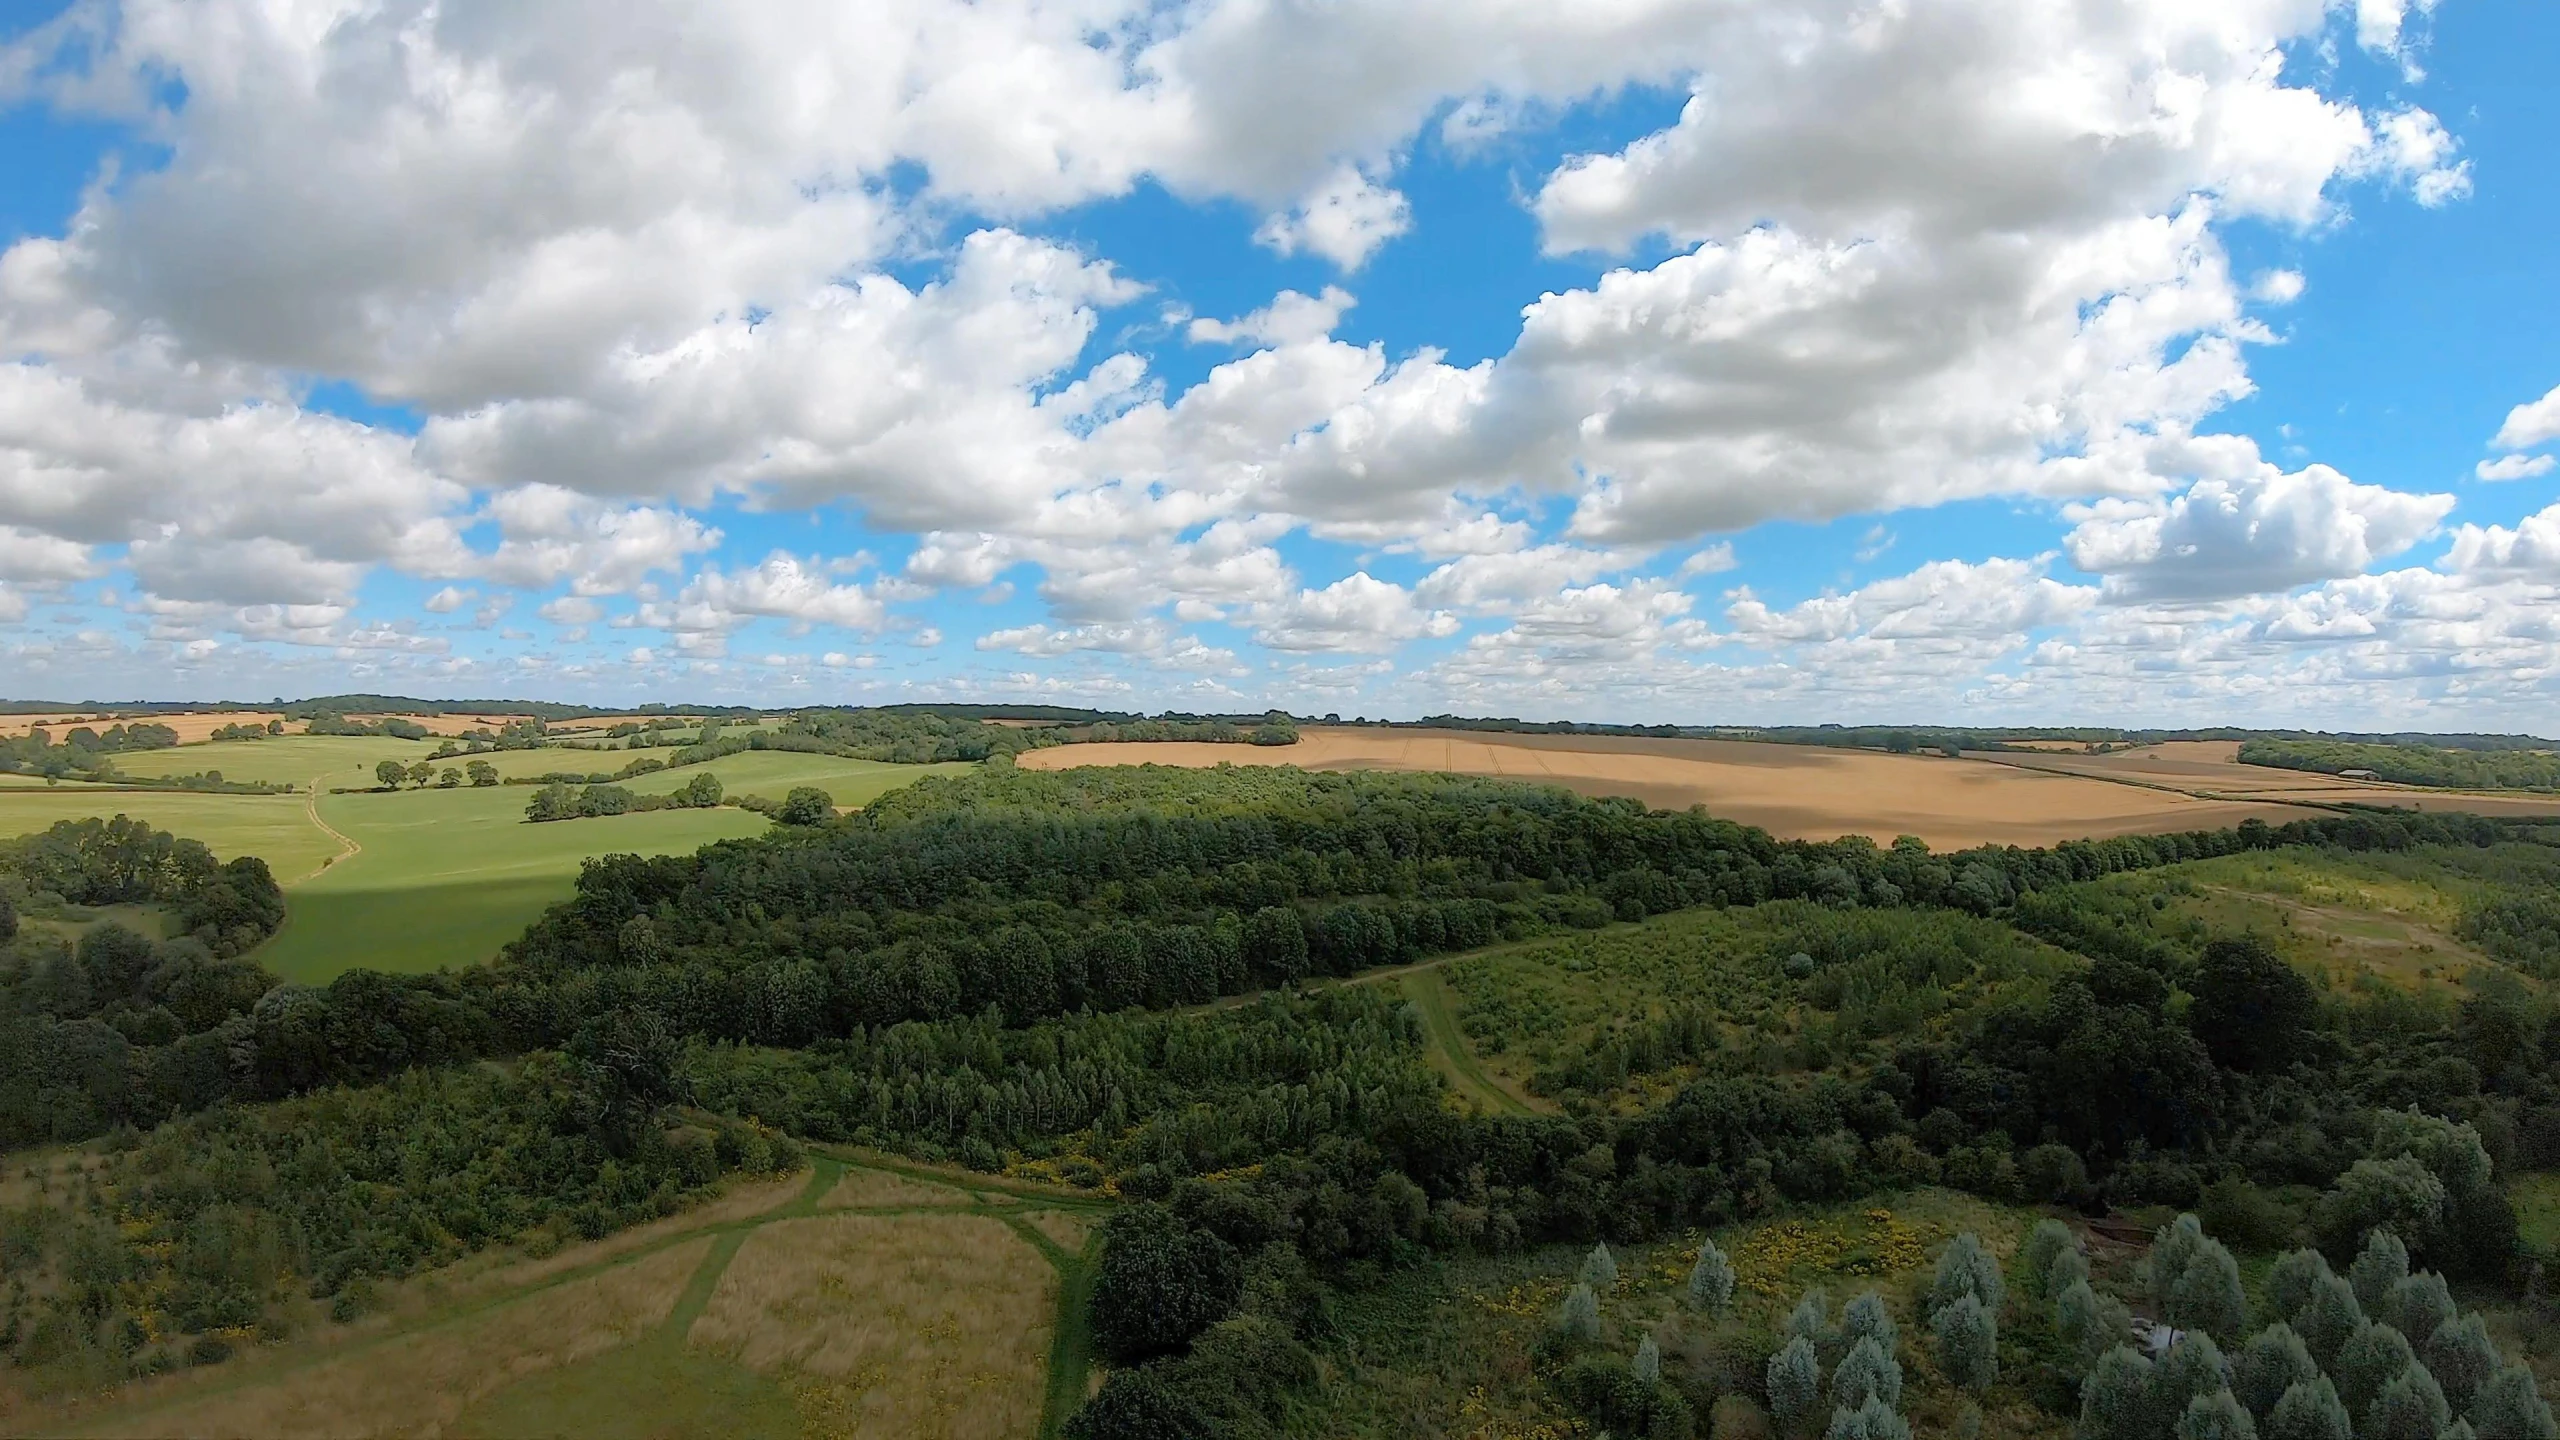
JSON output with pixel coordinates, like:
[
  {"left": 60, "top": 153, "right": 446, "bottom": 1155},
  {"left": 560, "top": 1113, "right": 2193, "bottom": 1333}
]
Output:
[{"left": 1400, "top": 969, "right": 1540, "bottom": 1116}]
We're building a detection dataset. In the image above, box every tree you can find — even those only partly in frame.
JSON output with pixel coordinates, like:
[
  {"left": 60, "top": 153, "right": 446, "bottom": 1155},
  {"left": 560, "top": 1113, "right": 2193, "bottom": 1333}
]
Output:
[
  {"left": 406, "top": 759, "right": 433, "bottom": 787},
  {"left": 1935, "top": 1293, "right": 1998, "bottom": 1392},
  {"left": 1768, "top": 1336, "right": 1823, "bottom": 1438},
  {"left": 2060, "top": 1280, "right": 2131, "bottom": 1376},
  {"left": 2269, "top": 1251, "right": 2334, "bottom": 1326},
  {"left": 2349, "top": 1231, "right": 2411, "bottom": 1314},
  {"left": 1932, "top": 1233, "right": 2004, "bottom": 1318},
  {"left": 1832, "top": 1336, "right": 1902, "bottom": 1414},
  {"left": 0, "top": 891, "right": 16, "bottom": 943},
  {"left": 2154, "top": 1334, "right": 2230, "bottom": 1423},
  {"left": 2152, "top": 1214, "right": 2209, "bottom": 1312},
  {"left": 1582, "top": 1242, "right": 1619, "bottom": 1288},
  {"left": 1842, "top": 1291, "right": 1896, "bottom": 1357},
  {"left": 2469, "top": 1365, "right": 2559, "bottom": 1440},
  {"left": 1063, "top": 1366, "right": 1211, "bottom": 1440},
  {"left": 466, "top": 759, "right": 498, "bottom": 787},
  {"left": 777, "top": 786, "right": 834, "bottom": 825},
  {"left": 680, "top": 772, "right": 724, "bottom": 808},
  {"left": 375, "top": 760, "right": 406, "bottom": 789},
  {"left": 1788, "top": 1290, "right": 1835, "bottom": 1356},
  {"left": 2171, "top": 1239, "right": 2251, "bottom": 1342},
  {"left": 2265, "top": 1378, "right": 2353, "bottom": 1440},
  {"left": 2295, "top": 1274, "right": 2365, "bottom": 1373},
  {"left": 1556, "top": 1282, "right": 1600, "bottom": 1345},
  {"left": 2425, "top": 1314, "right": 2499, "bottom": 1416},
  {"left": 2185, "top": 934, "right": 2317, "bottom": 1072},
  {"left": 1689, "top": 1238, "right": 1735, "bottom": 1315},
  {"left": 1633, "top": 1333, "right": 1661, "bottom": 1388},
  {"left": 2079, "top": 1346, "right": 2159, "bottom": 1440},
  {"left": 1088, "top": 1205, "right": 1243, "bottom": 1365},
  {"left": 2233, "top": 1325, "right": 2319, "bottom": 1423},
  {"left": 525, "top": 782, "right": 574, "bottom": 822},
  {"left": 2050, "top": 1246, "right": 2094, "bottom": 1302},
  {"left": 2364, "top": 1366, "right": 2449, "bottom": 1440},
  {"left": 437, "top": 766, "right": 461, "bottom": 787},
  {"left": 1826, "top": 1396, "right": 1912, "bottom": 1440},
  {"left": 2021, "top": 1218, "right": 2082, "bottom": 1298},
  {"left": 2385, "top": 1272, "right": 2455, "bottom": 1347},
  {"left": 2331, "top": 1323, "right": 2416, "bottom": 1423},
  {"left": 2180, "top": 1390, "right": 2260, "bottom": 1440}
]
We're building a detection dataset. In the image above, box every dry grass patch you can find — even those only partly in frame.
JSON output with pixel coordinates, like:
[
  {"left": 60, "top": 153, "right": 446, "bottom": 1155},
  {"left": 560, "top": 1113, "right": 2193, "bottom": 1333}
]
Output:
[
  {"left": 1017, "top": 1210, "right": 1094, "bottom": 1253},
  {"left": 1024, "top": 727, "right": 2324, "bottom": 848},
  {"left": 60, "top": 1237, "right": 708, "bottom": 1439},
  {"left": 412, "top": 1168, "right": 809, "bottom": 1307},
  {"left": 689, "top": 1213, "right": 1056, "bottom": 1440},
  {"left": 818, "top": 1165, "right": 974, "bottom": 1209}
]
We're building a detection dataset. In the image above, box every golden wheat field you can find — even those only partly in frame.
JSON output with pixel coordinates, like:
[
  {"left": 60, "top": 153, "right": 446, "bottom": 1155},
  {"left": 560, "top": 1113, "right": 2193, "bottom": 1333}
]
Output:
[
  {"left": 1019, "top": 728, "right": 2560, "bottom": 848},
  {"left": 0, "top": 711, "right": 289, "bottom": 742}
]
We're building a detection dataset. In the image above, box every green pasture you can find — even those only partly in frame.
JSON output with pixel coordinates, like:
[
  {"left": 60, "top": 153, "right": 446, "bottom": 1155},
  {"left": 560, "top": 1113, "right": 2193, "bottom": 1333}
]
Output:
[
  {"left": 251, "top": 754, "right": 968, "bottom": 983},
  {"left": 0, "top": 787, "right": 345, "bottom": 880},
  {"left": 111, "top": 734, "right": 437, "bottom": 788},
  {"left": 254, "top": 787, "right": 767, "bottom": 982},
  {"left": 9, "top": 736, "right": 970, "bottom": 983}
]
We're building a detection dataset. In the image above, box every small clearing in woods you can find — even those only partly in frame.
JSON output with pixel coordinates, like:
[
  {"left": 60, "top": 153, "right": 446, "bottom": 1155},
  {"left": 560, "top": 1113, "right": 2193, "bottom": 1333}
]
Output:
[{"left": 20, "top": 1154, "right": 1108, "bottom": 1440}]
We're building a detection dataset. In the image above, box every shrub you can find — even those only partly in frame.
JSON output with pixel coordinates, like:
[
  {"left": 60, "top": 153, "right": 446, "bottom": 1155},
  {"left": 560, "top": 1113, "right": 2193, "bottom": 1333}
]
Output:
[
  {"left": 1582, "top": 1242, "right": 1619, "bottom": 1288},
  {"left": 2385, "top": 1271, "right": 2455, "bottom": 1347},
  {"left": 2169, "top": 1239, "right": 2251, "bottom": 1342},
  {"left": 2019, "top": 1218, "right": 2080, "bottom": 1298},
  {"left": 2268, "top": 1250, "right": 2333, "bottom": 1327},
  {"left": 1633, "top": 1333, "right": 1661, "bottom": 1388},
  {"left": 2293, "top": 1274, "right": 2364, "bottom": 1373}
]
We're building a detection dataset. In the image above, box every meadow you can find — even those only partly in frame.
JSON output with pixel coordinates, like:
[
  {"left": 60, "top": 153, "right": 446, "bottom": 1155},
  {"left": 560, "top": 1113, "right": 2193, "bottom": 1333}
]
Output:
[
  {"left": 2, "top": 733, "right": 969, "bottom": 982},
  {"left": 11, "top": 1150, "right": 1104, "bottom": 1440}
]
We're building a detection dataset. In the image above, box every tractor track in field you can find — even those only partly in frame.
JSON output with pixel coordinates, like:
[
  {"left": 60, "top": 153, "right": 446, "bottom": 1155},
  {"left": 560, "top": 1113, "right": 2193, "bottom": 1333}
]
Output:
[{"left": 291, "top": 774, "right": 361, "bottom": 883}]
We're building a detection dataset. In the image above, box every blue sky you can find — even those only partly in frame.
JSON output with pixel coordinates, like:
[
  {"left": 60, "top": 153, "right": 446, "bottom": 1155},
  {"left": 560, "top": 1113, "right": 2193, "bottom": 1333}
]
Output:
[{"left": 1, "top": 0, "right": 2556, "bottom": 728}]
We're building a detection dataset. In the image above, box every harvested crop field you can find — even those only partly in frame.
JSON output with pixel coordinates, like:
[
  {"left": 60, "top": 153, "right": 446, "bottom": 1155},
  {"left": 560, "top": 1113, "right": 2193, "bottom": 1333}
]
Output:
[
  {"left": 1977, "top": 741, "right": 2560, "bottom": 819},
  {"left": 0, "top": 710, "right": 286, "bottom": 742},
  {"left": 1023, "top": 728, "right": 2332, "bottom": 848}
]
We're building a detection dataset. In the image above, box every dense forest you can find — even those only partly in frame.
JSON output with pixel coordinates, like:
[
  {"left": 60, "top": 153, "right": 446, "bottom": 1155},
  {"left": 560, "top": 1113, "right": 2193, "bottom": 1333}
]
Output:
[
  {"left": 5, "top": 766, "right": 2560, "bottom": 1435},
  {"left": 2241, "top": 738, "right": 2560, "bottom": 791}
]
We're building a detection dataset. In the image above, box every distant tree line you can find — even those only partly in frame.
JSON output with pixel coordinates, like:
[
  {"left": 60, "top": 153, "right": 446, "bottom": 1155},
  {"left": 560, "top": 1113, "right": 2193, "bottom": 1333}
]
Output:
[
  {"left": 2240, "top": 737, "right": 2560, "bottom": 790},
  {"left": 0, "top": 723, "right": 181, "bottom": 781}
]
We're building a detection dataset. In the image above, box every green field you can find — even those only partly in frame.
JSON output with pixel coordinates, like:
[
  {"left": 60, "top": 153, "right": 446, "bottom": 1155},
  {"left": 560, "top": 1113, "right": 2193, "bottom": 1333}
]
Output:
[
  {"left": 0, "top": 787, "right": 345, "bottom": 879},
  {"left": 4, "top": 737, "right": 971, "bottom": 983}
]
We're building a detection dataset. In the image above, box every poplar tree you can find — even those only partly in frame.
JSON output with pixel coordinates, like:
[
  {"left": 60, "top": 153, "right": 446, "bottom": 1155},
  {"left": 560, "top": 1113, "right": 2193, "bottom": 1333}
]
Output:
[
  {"left": 1689, "top": 1238, "right": 1735, "bottom": 1315},
  {"left": 1935, "top": 1293, "right": 1998, "bottom": 1392}
]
